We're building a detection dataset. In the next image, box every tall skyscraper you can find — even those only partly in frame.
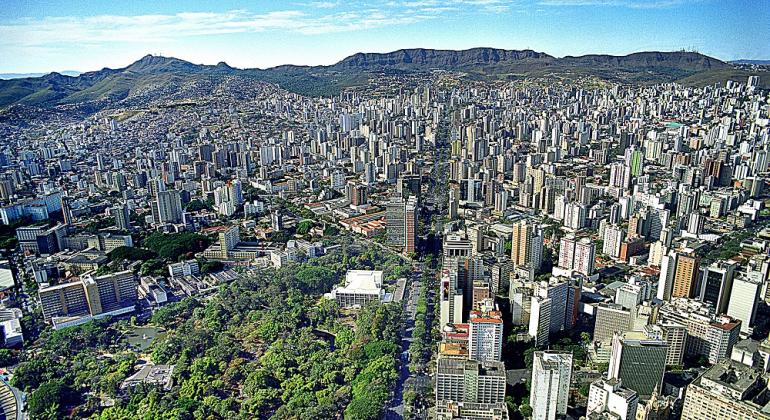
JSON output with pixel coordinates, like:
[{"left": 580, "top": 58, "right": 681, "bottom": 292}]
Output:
[
  {"left": 644, "top": 323, "right": 687, "bottom": 367},
  {"left": 530, "top": 351, "right": 573, "bottom": 420},
  {"left": 440, "top": 271, "right": 464, "bottom": 327},
  {"left": 60, "top": 195, "right": 74, "bottom": 226},
  {"left": 672, "top": 251, "right": 699, "bottom": 298},
  {"left": 153, "top": 190, "right": 183, "bottom": 224},
  {"left": 529, "top": 296, "right": 551, "bottom": 347},
  {"left": 603, "top": 224, "right": 625, "bottom": 258},
  {"left": 510, "top": 286, "right": 532, "bottom": 326},
  {"left": 217, "top": 225, "right": 240, "bottom": 259},
  {"left": 397, "top": 174, "right": 421, "bottom": 199},
  {"left": 490, "top": 258, "right": 512, "bottom": 295},
  {"left": 727, "top": 271, "right": 762, "bottom": 335},
  {"left": 113, "top": 202, "right": 131, "bottom": 231},
  {"left": 558, "top": 235, "right": 595, "bottom": 276},
  {"left": 349, "top": 183, "right": 368, "bottom": 206},
  {"left": 448, "top": 186, "right": 459, "bottom": 220},
  {"left": 535, "top": 278, "right": 571, "bottom": 334},
  {"left": 608, "top": 332, "right": 668, "bottom": 397},
  {"left": 386, "top": 195, "right": 418, "bottom": 254},
  {"left": 699, "top": 260, "right": 737, "bottom": 314},
  {"left": 657, "top": 250, "right": 677, "bottom": 301},
  {"left": 510, "top": 220, "right": 543, "bottom": 271}
]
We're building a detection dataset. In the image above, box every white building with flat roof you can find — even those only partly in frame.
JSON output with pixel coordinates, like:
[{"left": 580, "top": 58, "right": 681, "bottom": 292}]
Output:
[
  {"left": 586, "top": 378, "right": 638, "bottom": 420},
  {"left": 531, "top": 351, "right": 573, "bottom": 420},
  {"left": 326, "top": 270, "right": 384, "bottom": 308}
]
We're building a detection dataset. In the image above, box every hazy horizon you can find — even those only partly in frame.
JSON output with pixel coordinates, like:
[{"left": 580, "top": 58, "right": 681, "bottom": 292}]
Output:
[{"left": 1, "top": 46, "right": 768, "bottom": 78}]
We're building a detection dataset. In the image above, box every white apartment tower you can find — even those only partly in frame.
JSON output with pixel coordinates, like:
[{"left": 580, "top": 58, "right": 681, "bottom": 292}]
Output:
[{"left": 531, "top": 351, "right": 573, "bottom": 420}]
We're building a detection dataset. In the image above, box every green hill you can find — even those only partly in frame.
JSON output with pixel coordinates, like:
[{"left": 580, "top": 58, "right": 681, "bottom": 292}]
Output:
[{"left": 0, "top": 49, "right": 765, "bottom": 112}]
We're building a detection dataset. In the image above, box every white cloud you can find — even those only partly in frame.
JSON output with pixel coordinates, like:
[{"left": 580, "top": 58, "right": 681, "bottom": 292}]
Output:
[
  {"left": 537, "top": 0, "right": 694, "bottom": 8},
  {"left": 401, "top": 0, "right": 517, "bottom": 13},
  {"left": 308, "top": 1, "right": 341, "bottom": 8},
  {"left": 0, "top": 7, "right": 448, "bottom": 48}
]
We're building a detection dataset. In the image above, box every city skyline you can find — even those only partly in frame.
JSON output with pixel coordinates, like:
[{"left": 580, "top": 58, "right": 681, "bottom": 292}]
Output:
[
  {"left": 0, "top": 1, "right": 768, "bottom": 419},
  {"left": 1, "top": 0, "right": 768, "bottom": 73}
]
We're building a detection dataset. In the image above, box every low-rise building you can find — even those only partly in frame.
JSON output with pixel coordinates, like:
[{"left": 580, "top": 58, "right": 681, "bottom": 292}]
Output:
[
  {"left": 326, "top": 270, "right": 384, "bottom": 308},
  {"left": 168, "top": 260, "right": 200, "bottom": 278}
]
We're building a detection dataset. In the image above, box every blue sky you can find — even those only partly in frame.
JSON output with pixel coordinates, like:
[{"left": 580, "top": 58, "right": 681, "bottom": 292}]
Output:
[{"left": 0, "top": 0, "right": 767, "bottom": 73}]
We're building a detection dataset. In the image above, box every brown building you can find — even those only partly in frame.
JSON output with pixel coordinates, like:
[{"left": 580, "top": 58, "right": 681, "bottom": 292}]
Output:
[
  {"left": 620, "top": 236, "right": 645, "bottom": 262},
  {"left": 672, "top": 253, "right": 699, "bottom": 298},
  {"left": 349, "top": 183, "right": 368, "bottom": 206},
  {"left": 472, "top": 281, "right": 491, "bottom": 310}
]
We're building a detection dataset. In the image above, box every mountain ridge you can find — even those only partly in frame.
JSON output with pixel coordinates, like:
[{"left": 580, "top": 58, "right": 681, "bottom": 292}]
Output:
[{"left": 0, "top": 48, "right": 762, "bottom": 112}]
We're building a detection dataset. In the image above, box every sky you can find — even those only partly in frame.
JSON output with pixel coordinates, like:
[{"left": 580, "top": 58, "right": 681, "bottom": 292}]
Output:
[{"left": 0, "top": 0, "right": 767, "bottom": 73}]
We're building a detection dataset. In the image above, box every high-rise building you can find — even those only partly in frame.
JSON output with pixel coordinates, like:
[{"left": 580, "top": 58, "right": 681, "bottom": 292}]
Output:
[
  {"left": 727, "top": 270, "right": 762, "bottom": 336},
  {"left": 659, "top": 299, "right": 742, "bottom": 364},
  {"left": 404, "top": 196, "right": 417, "bottom": 254},
  {"left": 608, "top": 331, "right": 668, "bottom": 397},
  {"left": 471, "top": 282, "right": 491, "bottom": 310},
  {"left": 645, "top": 323, "right": 687, "bottom": 367},
  {"left": 16, "top": 224, "right": 66, "bottom": 255},
  {"left": 603, "top": 224, "right": 625, "bottom": 258},
  {"left": 38, "top": 270, "right": 138, "bottom": 329},
  {"left": 615, "top": 281, "right": 647, "bottom": 311},
  {"left": 60, "top": 195, "right": 74, "bottom": 226},
  {"left": 444, "top": 255, "right": 484, "bottom": 317},
  {"left": 573, "top": 237, "right": 595, "bottom": 276},
  {"left": 218, "top": 225, "right": 240, "bottom": 259},
  {"left": 168, "top": 260, "right": 200, "bottom": 278},
  {"left": 490, "top": 258, "right": 512, "bottom": 295},
  {"left": 448, "top": 186, "right": 459, "bottom": 220},
  {"left": 349, "top": 183, "right": 368, "bottom": 206},
  {"left": 563, "top": 202, "right": 587, "bottom": 230},
  {"left": 626, "top": 147, "right": 644, "bottom": 178},
  {"left": 153, "top": 190, "right": 183, "bottom": 224},
  {"left": 657, "top": 250, "right": 677, "bottom": 301},
  {"left": 435, "top": 356, "right": 506, "bottom": 404},
  {"left": 386, "top": 195, "right": 418, "bottom": 254},
  {"left": 672, "top": 251, "right": 699, "bottom": 298},
  {"left": 444, "top": 234, "right": 474, "bottom": 258},
  {"left": 646, "top": 206, "right": 669, "bottom": 242},
  {"left": 558, "top": 235, "right": 595, "bottom": 276},
  {"left": 681, "top": 359, "right": 770, "bottom": 420},
  {"left": 699, "top": 260, "right": 737, "bottom": 314},
  {"left": 440, "top": 271, "right": 464, "bottom": 327},
  {"left": 467, "top": 224, "right": 484, "bottom": 256},
  {"left": 510, "top": 286, "right": 532, "bottom": 326},
  {"left": 529, "top": 296, "right": 551, "bottom": 347},
  {"left": 687, "top": 212, "right": 705, "bottom": 236},
  {"left": 594, "top": 303, "right": 634, "bottom": 343},
  {"left": 510, "top": 220, "right": 543, "bottom": 271},
  {"left": 397, "top": 174, "right": 421, "bottom": 199},
  {"left": 113, "top": 202, "right": 131, "bottom": 231},
  {"left": 557, "top": 235, "right": 576, "bottom": 271},
  {"left": 468, "top": 308, "right": 503, "bottom": 362},
  {"left": 530, "top": 351, "right": 573, "bottom": 420},
  {"left": 586, "top": 378, "right": 639, "bottom": 420},
  {"left": 535, "top": 278, "right": 571, "bottom": 335}
]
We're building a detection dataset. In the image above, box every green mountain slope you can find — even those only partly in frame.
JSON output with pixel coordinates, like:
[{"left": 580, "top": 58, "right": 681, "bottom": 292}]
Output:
[{"left": 0, "top": 49, "right": 765, "bottom": 112}]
